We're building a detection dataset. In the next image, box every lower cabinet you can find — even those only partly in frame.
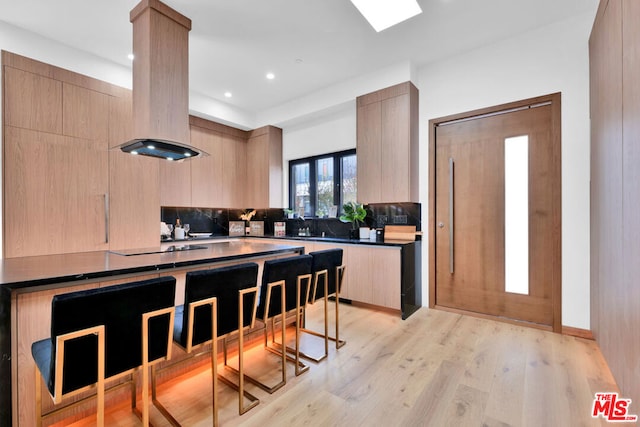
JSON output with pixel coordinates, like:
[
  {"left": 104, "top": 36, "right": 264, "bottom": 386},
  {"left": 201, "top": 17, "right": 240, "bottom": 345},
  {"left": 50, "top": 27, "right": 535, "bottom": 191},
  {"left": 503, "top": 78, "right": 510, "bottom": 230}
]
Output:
[{"left": 314, "top": 242, "right": 401, "bottom": 311}]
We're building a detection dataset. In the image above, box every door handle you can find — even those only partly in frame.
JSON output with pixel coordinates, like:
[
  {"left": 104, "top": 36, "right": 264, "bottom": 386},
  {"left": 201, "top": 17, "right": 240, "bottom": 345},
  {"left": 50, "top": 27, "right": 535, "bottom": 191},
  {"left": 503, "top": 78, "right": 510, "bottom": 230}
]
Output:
[
  {"left": 449, "top": 158, "right": 454, "bottom": 274},
  {"left": 104, "top": 193, "right": 109, "bottom": 244}
]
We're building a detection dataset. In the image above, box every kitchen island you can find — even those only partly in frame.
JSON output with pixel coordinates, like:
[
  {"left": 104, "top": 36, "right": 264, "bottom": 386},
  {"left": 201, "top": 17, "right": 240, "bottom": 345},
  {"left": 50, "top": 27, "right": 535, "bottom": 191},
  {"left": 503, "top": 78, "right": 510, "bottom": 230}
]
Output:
[{"left": 0, "top": 240, "right": 304, "bottom": 427}]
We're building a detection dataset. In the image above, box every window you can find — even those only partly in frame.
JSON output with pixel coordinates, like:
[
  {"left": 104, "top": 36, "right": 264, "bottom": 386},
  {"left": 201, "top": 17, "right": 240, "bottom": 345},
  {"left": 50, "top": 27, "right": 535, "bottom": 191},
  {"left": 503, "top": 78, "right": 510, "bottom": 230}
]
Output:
[{"left": 289, "top": 149, "right": 356, "bottom": 217}]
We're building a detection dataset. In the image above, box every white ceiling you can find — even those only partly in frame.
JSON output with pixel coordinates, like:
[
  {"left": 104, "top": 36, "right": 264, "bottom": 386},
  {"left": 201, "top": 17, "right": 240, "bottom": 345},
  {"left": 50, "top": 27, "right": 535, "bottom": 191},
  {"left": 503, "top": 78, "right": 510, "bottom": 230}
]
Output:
[{"left": 0, "top": 0, "right": 597, "bottom": 116}]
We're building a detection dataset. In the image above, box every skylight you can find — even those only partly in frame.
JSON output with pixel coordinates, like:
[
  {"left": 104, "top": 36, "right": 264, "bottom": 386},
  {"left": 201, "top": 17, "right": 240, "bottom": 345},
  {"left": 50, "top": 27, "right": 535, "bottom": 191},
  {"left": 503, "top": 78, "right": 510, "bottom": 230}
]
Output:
[{"left": 350, "top": 0, "right": 422, "bottom": 32}]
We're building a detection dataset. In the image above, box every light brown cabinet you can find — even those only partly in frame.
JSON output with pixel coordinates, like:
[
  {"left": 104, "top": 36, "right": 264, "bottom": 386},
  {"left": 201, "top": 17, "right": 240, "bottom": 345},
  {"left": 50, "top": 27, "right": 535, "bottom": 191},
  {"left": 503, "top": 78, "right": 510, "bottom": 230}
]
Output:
[
  {"left": 246, "top": 126, "right": 283, "bottom": 208},
  {"left": 590, "top": 0, "right": 640, "bottom": 410},
  {"left": 314, "top": 242, "right": 401, "bottom": 310},
  {"left": 221, "top": 133, "right": 247, "bottom": 207},
  {"left": 3, "top": 57, "right": 111, "bottom": 257},
  {"left": 2, "top": 51, "right": 159, "bottom": 256},
  {"left": 190, "top": 124, "right": 224, "bottom": 207},
  {"left": 4, "top": 127, "right": 109, "bottom": 257},
  {"left": 261, "top": 239, "right": 403, "bottom": 311},
  {"left": 3, "top": 65, "right": 62, "bottom": 133},
  {"left": 159, "top": 117, "right": 251, "bottom": 209},
  {"left": 356, "top": 82, "right": 418, "bottom": 204}
]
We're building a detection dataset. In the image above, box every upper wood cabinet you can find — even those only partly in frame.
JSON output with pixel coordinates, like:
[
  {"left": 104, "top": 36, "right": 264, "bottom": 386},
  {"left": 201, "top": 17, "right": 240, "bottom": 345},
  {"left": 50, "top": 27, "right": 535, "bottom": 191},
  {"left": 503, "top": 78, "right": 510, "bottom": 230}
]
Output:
[
  {"left": 2, "top": 51, "right": 159, "bottom": 256},
  {"left": 246, "top": 125, "right": 283, "bottom": 208},
  {"left": 3, "top": 65, "right": 62, "bottom": 133},
  {"left": 158, "top": 116, "right": 249, "bottom": 209},
  {"left": 356, "top": 82, "right": 419, "bottom": 204},
  {"left": 190, "top": 124, "right": 224, "bottom": 207},
  {"left": 221, "top": 133, "right": 247, "bottom": 207},
  {"left": 159, "top": 159, "right": 192, "bottom": 207}
]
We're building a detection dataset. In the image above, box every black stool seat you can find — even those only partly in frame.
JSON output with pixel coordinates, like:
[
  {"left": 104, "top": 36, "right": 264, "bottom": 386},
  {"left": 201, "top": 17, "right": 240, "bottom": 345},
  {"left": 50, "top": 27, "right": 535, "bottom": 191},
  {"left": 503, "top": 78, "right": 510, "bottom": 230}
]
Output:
[
  {"left": 249, "top": 255, "right": 313, "bottom": 392},
  {"left": 32, "top": 276, "right": 176, "bottom": 426},
  {"left": 154, "top": 263, "right": 260, "bottom": 426}
]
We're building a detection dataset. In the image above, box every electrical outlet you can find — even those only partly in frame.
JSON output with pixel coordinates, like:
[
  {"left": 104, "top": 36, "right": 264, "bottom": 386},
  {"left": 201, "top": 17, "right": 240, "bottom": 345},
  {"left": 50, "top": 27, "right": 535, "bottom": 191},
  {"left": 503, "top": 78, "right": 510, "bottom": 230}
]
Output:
[{"left": 393, "top": 215, "right": 408, "bottom": 224}]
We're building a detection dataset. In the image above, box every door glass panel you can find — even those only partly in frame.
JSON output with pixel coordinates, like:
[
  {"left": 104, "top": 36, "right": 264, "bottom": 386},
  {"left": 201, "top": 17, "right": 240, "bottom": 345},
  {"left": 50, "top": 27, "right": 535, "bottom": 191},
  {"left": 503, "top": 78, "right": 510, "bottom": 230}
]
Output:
[{"left": 504, "top": 135, "right": 529, "bottom": 295}]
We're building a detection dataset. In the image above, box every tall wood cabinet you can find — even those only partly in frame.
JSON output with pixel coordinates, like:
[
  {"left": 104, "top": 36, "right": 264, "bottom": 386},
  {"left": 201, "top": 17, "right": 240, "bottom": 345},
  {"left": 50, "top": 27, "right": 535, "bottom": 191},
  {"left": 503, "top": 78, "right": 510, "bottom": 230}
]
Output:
[
  {"left": 3, "top": 54, "right": 110, "bottom": 257},
  {"left": 590, "top": 0, "right": 640, "bottom": 409},
  {"left": 356, "top": 82, "right": 419, "bottom": 204},
  {"left": 2, "top": 51, "right": 159, "bottom": 257}
]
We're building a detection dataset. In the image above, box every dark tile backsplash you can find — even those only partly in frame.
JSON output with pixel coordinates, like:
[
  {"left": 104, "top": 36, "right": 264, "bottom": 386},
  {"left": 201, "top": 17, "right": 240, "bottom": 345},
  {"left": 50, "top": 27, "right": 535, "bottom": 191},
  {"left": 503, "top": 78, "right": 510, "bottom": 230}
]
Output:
[{"left": 161, "top": 202, "right": 420, "bottom": 240}]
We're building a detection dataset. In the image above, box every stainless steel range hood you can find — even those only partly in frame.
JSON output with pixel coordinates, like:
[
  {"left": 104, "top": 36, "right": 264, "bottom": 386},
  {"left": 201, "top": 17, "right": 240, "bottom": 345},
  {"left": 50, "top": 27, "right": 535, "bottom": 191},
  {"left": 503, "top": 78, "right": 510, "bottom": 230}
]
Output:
[{"left": 122, "top": 0, "right": 205, "bottom": 161}]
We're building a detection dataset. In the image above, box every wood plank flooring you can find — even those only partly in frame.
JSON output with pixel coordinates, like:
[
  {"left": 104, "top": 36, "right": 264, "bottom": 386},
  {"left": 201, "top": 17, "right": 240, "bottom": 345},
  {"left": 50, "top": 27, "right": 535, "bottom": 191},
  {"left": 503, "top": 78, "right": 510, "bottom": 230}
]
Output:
[{"left": 59, "top": 302, "right": 619, "bottom": 426}]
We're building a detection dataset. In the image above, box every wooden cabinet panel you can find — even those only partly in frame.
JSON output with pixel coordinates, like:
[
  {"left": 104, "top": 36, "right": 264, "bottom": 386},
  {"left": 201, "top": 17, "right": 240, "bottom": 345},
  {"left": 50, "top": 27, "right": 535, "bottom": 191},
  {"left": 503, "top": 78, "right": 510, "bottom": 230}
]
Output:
[
  {"left": 312, "top": 242, "right": 401, "bottom": 310},
  {"left": 108, "top": 91, "right": 133, "bottom": 149},
  {"left": 369, "top": 246, "right": 402, "bottom": 310},
  {"left": 381, "top": 94, "right": 411, "bottom": 201},
  {"left": 3, "top": 66, "right": 62, "bottom": 133},
  {"left": 107, "top": 94, "right": 159, "bottom": 250},
  {"left": 356, "top": 82, "right": 418, "bottom": 204},
  {"left": 235, "top": 137, "right": 248, "bottom": 207},
  {"left": 160, "top": 159, "right": 191, "bottom": 207},
  {"left": 246, "top": 126, "right": 282, "bottom": 208},
  {"left": 62, "top": 82, "right": 109, "bottom": 141},
  {"left": 246, "top": 132, "right": 268, "bottom": 207},
  {"left": 356, "top": 101, "right": 382, "bottom": 204},
  {"left": 109, "top": 151, "right": 160, "bottom": 250},
  {"left": 159, "top": 124, "right": 249, "bottom": 209},
  {"left": 4, "top": 127, "right": 109, "bottom": 257},
  {"left": 190, "top": 126, "right": 223, "bottom": 207},
  {"left": 622, "top": 0, "right": 640, "bottom": 404},
  {"left": 222, "top": 134, "right": 246, "bottom": 207},
  {"left": 344, "top": 245, "right": 374, "bottom": 304}
]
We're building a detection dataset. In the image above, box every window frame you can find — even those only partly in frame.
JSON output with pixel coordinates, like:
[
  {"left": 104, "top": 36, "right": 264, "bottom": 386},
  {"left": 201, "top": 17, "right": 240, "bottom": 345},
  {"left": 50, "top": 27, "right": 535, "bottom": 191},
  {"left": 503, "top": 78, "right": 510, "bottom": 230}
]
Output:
[{"left": 289, "top": 149, "right": 356, "bottom": 218}]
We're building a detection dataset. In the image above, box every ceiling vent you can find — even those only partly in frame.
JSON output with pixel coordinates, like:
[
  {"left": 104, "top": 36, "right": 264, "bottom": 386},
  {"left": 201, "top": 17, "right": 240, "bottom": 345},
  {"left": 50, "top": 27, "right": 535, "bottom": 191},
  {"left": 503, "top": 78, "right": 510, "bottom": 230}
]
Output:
[{"left": 121, "top": 0, "right": 205, "bottom": 161}]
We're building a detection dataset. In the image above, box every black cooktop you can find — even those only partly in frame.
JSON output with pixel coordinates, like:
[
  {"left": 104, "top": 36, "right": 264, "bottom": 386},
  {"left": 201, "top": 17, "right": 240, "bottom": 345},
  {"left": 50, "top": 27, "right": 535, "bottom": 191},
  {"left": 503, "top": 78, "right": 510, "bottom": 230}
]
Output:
[{"left": 109, "top": 244, "right": 208, "bottom": 256}]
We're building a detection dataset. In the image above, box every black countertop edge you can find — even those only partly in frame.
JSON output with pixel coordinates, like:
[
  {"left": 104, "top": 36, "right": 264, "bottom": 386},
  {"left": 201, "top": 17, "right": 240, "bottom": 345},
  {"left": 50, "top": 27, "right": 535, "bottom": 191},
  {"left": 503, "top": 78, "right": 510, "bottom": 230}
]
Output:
[
  {"left": 1, "top": 246, "right": 304, "bottom": 291},
  {"left": 245, "top": 234, "right": 419, "bottom": 247}
]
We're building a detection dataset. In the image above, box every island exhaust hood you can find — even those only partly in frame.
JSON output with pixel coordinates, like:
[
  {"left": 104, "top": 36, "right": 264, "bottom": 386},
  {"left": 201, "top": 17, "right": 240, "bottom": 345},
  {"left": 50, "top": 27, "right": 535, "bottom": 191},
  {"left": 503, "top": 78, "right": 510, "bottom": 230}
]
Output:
[{"left": 121, "top": 0, "right": 205, "bottom": 161}]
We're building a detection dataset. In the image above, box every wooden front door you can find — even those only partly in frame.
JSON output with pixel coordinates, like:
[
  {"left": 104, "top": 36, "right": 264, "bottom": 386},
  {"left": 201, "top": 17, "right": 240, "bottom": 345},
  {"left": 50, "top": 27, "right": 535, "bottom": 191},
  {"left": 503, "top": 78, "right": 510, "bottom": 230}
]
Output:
[{"left": 430, "top": 94, "right": 561, "bottom": 331}]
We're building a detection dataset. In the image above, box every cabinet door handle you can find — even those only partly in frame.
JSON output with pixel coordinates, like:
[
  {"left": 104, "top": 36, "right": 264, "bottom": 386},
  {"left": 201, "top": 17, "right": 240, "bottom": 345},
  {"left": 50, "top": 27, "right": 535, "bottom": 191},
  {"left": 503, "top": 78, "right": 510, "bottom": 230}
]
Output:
[
  {"left": 104, "top": 193, "right": 109, "bottom": 244},
  {"left": 449, "top": 158, "right": 454, "bottom": 274}
]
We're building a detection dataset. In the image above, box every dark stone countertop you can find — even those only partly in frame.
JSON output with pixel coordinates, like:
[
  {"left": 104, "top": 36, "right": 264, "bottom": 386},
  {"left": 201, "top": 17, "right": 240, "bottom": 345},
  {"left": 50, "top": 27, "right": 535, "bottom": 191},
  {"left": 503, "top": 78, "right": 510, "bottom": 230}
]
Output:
[{"left": 0, "top": 240, "right": 304, "bottom": 290}]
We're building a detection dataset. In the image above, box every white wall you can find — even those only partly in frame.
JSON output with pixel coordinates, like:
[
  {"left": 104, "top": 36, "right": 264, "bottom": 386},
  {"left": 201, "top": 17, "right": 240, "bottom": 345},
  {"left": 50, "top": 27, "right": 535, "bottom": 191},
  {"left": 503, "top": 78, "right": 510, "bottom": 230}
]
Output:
[
  {"left": 417, "top": 11, "right": 595, "bottom": 329},
  {"left": 281, "top": 103, "right": 356, "bottom": 206}
]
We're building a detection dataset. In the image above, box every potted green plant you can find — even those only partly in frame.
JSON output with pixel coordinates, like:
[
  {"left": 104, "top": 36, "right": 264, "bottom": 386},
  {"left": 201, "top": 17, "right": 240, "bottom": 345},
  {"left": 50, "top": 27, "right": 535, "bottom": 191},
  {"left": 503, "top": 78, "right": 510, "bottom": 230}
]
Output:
[{"left": 339, "top": 202, "right": 369, "bottom": 239}]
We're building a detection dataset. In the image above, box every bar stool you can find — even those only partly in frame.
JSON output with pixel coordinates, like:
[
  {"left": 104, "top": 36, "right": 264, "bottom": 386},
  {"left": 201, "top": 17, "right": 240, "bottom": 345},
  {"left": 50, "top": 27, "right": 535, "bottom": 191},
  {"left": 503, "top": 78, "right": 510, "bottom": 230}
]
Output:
[
  {"left": 31, "top": 276, "right": 176, "bottom": 427},
  {"left": 302, "top": 249, "right": 346, "bottom": 362},
  {"left": 244, "top": 255, "right": 312, "bottom": 393},
  {"left": 152, "top": 263, "right": 260, "bottom": 426}
]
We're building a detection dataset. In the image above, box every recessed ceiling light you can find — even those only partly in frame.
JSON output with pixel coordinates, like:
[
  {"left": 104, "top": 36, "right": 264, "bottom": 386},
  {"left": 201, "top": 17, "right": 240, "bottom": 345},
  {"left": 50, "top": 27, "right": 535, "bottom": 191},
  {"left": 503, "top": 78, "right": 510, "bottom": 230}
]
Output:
[
  {"left": 266, "top": 72, "right": 275, "bottom": 80},
  {"left": 127, "top": 53, "right": 134, "bottom": 60},
  {"left": 350, "top": 0, "right": 422, "bottom": 32},
  {"left": 224, "top": 91, "right": 232, "bottom": 98},
  {"left": 295, "top": 58, "right": 303, "bottom": 64}
]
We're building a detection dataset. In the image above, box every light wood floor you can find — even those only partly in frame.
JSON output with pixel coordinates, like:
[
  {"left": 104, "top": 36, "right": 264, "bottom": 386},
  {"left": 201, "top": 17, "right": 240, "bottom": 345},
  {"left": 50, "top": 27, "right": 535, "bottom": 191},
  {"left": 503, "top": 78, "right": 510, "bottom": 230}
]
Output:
[{"left": 61, "top": 302, "right": 618, "bottom": 426}]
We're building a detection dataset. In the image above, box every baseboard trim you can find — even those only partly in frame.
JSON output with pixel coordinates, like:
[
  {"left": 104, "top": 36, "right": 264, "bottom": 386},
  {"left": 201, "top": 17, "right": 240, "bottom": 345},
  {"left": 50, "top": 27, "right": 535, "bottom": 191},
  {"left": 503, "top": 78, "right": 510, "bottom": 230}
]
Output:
[{"left": 561, "top": 326, "right": 594, "bottom": 340}]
